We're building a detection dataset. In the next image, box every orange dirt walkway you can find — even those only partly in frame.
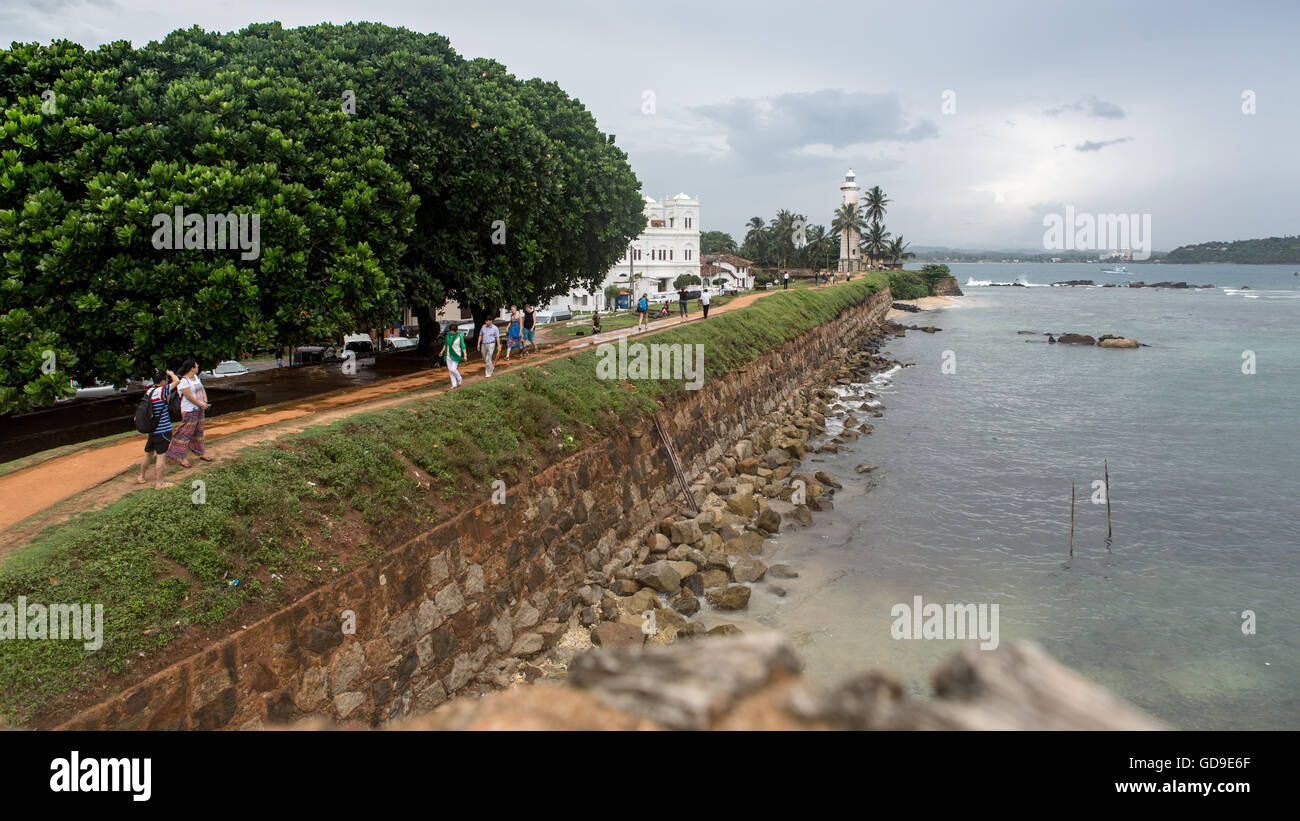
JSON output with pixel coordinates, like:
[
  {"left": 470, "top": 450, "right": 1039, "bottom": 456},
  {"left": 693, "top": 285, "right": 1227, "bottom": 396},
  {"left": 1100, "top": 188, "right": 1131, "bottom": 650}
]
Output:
[{"left": 0, "top": 285, "right": 797, "bottom": 550}]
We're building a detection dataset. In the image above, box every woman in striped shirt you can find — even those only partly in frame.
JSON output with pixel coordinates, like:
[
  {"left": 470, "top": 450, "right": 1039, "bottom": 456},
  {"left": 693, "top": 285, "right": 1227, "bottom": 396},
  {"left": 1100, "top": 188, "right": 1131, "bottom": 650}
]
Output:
[{"left": 138, "top": 368, "right": 179, "bottom": 489}]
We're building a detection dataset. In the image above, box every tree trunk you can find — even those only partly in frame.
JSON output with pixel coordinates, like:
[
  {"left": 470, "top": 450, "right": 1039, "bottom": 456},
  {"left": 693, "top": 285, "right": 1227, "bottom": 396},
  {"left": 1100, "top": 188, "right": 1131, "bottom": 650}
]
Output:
[
  {"left": 413, "top": 304, "right": 439, "bottom": 354},
  {"left": 467, "top": 302, "right": 496, "bottom": 356}
]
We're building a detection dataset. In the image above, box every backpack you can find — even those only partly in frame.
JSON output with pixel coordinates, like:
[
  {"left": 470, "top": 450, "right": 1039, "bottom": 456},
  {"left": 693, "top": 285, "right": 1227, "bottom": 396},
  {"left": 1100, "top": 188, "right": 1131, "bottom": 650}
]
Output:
[
  {"left": 168, "top": 382, "right": 182, "bottom": 420},
  {"left": 134, "top": 386, "right": 159, "bottom": 434}
]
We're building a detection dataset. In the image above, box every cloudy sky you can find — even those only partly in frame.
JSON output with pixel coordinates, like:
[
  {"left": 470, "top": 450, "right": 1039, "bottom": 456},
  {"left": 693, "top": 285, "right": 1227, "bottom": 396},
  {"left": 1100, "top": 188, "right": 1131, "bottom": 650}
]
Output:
[{"left": 6, "top": 0, "right": 1298, "bottom": 250}]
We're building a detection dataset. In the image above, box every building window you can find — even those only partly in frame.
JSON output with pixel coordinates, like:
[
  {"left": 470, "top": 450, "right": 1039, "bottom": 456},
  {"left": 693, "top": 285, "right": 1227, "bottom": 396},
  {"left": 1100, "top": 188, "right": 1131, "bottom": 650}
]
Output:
[
  {"left": 669, "top": 218, "right": 674, "bottom": 228},
  {"left": 685, "top": 217, "right": 692, "bottom": 229},
  {"left": 669, "top": 250, "right": 674, "bottom": 260}
]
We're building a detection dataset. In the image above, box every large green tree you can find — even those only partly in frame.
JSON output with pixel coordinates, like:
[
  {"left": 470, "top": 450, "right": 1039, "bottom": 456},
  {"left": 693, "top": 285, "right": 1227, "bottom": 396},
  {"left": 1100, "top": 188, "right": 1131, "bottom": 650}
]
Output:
[
  {"left": 1, "top": 21, "right": 646, "bottom": 409},
  {"left": 1, "top": 34, "right": 415, "bottom": 411}
]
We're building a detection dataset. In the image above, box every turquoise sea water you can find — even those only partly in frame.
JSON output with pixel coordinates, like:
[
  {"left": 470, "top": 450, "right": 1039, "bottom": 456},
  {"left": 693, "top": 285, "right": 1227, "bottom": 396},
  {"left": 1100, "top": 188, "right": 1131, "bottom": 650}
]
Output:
[{"left": 703, "top": 263, "right": 1299, "bottom": 730}]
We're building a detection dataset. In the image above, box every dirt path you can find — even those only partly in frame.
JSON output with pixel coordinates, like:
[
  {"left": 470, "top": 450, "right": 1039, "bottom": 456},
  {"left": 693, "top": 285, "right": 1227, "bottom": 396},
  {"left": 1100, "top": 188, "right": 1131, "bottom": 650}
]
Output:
[{"left": 0, "top": 286, "right": 785, "bottom": 559}]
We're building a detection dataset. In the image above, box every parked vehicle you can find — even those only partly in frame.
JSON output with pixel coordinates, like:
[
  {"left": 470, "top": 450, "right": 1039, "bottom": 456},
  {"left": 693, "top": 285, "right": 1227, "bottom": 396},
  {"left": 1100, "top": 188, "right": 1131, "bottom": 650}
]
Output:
[
  {"left": 203, "top": 360, "right": 250, "bottom": 378},
  {"left": 535, "top": 308, "right": 573, "bottom": 324},
  {"left": 384, "top": 336, "right": 418, "bottom": 351},
  {"left": 341, "top": 333, "right": 374, "bottom": 356},
  {"left": 56, "top": 379, "right": 128, "bottom": 402}
]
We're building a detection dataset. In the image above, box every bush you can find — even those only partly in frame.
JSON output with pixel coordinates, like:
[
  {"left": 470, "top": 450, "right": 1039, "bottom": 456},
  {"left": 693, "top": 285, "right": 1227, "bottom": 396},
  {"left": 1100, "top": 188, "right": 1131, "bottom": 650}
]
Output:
[
  {"left": 888, "top": 271, "right": 929, "bottom": 300},
  {"left": 918, "top": 264, "right": 953, "bottom": 293}
]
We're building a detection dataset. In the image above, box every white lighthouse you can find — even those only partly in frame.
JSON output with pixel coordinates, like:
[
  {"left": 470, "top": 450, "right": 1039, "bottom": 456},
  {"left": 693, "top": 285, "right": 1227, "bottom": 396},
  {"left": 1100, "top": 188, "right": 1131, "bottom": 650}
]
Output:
[{"left": 838, "top": 168, "right": 861, "bottom": 273}]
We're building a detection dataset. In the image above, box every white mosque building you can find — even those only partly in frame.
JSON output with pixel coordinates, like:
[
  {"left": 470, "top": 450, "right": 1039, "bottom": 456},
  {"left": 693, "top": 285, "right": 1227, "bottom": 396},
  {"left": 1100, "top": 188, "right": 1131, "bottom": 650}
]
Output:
[{"left": 544, "top": 192, "right": 701, "bottom": 313}]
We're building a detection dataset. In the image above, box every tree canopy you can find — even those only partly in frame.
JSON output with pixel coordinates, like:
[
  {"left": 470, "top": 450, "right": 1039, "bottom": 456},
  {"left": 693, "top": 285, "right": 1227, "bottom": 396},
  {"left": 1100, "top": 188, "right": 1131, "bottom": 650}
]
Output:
[{"left": 0, "top": 22, "right": 644, "bottom": 411}]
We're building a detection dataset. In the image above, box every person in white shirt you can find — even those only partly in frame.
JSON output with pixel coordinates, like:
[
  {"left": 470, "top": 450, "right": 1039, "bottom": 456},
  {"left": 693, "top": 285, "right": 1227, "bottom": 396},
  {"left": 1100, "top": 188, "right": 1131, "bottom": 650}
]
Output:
[
  {"left": 700, "top": 288, "right": 711, "bottom": 319},
  {"left": 167, "top": 358, "right": 213, "bottom": 468},
  {"left": 479, "top": 320, "right": 500, "bottom": 377}
]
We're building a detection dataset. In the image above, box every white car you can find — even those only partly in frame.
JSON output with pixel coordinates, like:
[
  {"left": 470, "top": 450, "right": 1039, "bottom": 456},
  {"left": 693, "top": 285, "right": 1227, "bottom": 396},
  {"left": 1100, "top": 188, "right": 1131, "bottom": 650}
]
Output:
[
  {"left": 204, "top": 360, "right": 250, "bottom": 378},
  {"left": 384, "top": 336, "right": 418, "bottom": 351},
  {"left": 535, "top": 308, "right": 573, "bottom": 324}
]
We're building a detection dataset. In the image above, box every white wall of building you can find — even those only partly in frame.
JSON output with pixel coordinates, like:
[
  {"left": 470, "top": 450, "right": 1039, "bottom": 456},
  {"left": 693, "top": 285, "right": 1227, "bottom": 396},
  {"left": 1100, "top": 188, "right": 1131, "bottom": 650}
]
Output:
[{"left": 545, "top": 193, "right": 701, "bottom": 312}]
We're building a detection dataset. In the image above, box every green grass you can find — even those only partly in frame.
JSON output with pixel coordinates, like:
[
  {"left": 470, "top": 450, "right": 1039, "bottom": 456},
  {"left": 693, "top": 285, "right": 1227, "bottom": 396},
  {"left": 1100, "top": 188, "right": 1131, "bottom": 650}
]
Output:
[{"left": 0, "top": 272, "right": 886, "bottom": 725}]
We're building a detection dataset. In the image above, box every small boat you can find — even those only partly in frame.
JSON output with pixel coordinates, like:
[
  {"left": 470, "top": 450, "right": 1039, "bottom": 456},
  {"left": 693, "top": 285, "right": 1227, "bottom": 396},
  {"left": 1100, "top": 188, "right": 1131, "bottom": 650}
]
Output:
[{"left": 1100, "top": 265, "right": 1128, "bottom": 274}]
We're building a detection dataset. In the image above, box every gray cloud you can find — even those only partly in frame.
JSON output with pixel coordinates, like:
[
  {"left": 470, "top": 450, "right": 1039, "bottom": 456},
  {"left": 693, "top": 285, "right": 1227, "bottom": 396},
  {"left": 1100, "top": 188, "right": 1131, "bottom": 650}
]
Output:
[
  {"left": 1075, "top": 137, "right": 1132, "bottom": 152},
  {"left": 691, "top": 89, "right": 937, "bottom": 161},
  {"left": 1046, "top": 95, "right": 1126, "bottom": 119}
]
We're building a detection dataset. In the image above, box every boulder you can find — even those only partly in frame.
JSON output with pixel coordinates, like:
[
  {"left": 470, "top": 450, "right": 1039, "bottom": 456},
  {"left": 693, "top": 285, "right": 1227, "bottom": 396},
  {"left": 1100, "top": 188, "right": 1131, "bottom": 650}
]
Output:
[
  {"left": 700, "top": 569, "right": 730, "bottom": 589},
  {"left": 634, "top": 561, "right": 682, "bottom": 594},
  {"left": 1098, "top": 337, "right": 1139, "bottom": 348},
  {"left": 669, "top": 518, "right": 704, "bottom": 545},
  {"left": 723, "top": 532, "right": 765, "bottom": 556},
  {"left": 619, "top": 587, "right": 660, "bottom": 615},
  {"left": 646, "top": 532, "right": 671, "bottom": 554},
  {"left": 1056, "top": 333, "right": 1095, "bottom": 345},
  {"left": 667, "top": 560, "right": 699, "bottom": 580},
  {"left": 768, "top": 564, "right": 799, "bottom": 579},
  {"left": 591, "top": 622, "right": 645, "bottom": 650},
  {"left": 756, "top": 507, "right": 782, "bottom": 533},
  {"left": 731, "top": 558, "right": 768, "bottom": 584},
  {"left": 707, "top": 585, "right": 752, "bottom": 611},
  {"left": 815, "top": 471, "right": 842, "bottom": 489},
  {"left": 725, "top": 492, "right": 756, "bottom": 518},
  {"left": 671, "top": 594, "right": 700, "bottom": 616}
]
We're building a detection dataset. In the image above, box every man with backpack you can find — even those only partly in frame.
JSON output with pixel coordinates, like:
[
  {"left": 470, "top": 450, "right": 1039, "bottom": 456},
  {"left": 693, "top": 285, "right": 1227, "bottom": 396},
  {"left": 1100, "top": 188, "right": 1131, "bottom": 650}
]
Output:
[{"left": 138, "top": 368, "right": 179, "bottom": 489}]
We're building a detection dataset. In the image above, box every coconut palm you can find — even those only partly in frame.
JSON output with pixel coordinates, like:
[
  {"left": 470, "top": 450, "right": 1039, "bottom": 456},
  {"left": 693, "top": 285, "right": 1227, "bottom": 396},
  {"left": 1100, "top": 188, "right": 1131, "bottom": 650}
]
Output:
[
  {"left": 887, "top": 235, "right": 914, "bottom": 268},
  {"left": 862, "top": 222, "right": 892, "bottom": 269},
  {"left": 742, "top": 216, "right": 770, "bottom": 266},
  {"left": 831, "top": 202, "right": 868, "bottom": 269},
  {"left": 862, "top": 185, "right": 890, "bottom": 227}
]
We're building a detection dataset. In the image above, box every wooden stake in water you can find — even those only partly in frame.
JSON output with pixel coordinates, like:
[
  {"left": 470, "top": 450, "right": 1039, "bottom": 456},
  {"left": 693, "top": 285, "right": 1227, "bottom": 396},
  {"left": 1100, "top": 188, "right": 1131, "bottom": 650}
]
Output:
[
  {"left": 1069, "top": 481, "right": 1076, "bottom": 557},
  {"left": 1104, "top": 459, "right": 1113, "bottom": 544}
]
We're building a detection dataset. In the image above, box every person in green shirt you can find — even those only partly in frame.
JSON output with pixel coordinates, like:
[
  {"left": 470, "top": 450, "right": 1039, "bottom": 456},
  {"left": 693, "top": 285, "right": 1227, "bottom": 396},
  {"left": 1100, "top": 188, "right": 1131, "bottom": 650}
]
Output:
[{"left": 439, "top": 323, "right": 467, "bottom": 389}]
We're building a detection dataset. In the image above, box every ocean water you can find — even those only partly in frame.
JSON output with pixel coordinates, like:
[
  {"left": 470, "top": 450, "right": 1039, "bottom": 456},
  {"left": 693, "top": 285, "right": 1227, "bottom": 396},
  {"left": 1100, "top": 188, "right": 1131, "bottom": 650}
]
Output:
[{"left": 700, "top": 263, "right": 1300, "bottom": 730}]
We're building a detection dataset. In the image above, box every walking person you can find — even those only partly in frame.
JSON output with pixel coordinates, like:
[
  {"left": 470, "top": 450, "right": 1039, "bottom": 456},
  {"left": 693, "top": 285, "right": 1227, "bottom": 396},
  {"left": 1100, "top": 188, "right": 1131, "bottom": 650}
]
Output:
[
  {"left": 138, "top": 368, "right": 179, "bottom": 489},
  {"left": 636, "top": 294, "right": 649, "bottom": 332},
  {"left": 505, "top": 306, "right": 523, "bottom": 361},
  {"left": 440, "top": 323, "right": 466, "bottom": 388},
  {"left": 274, "top": 343, "right": 283, "bottom": 368},
  {"left": 167, "top": 358, "right": 213, "bottom": 468},
  {"left": 700, "top": 288, "right": 711, "bottom": 319},
  {"left": 479, "top": 318, "right": 500, "bottom": 377},
  {"left": 783, "top": 271, "right": 790, "bottom": 289},
  {"left": 523, "top": 303, "right": 538, "bottom": 354},
  {"left": 677, "top": 287, "right": 688, "bottom": 317},
  {"left": 592, "top": 308, "right": 602, "bottom": 335}
]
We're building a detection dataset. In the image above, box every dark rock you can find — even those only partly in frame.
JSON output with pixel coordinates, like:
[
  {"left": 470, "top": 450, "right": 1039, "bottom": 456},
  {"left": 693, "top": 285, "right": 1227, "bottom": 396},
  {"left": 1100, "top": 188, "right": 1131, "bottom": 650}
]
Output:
[{"left": 671, "top": 594, "right": 700, "bottom": 616}]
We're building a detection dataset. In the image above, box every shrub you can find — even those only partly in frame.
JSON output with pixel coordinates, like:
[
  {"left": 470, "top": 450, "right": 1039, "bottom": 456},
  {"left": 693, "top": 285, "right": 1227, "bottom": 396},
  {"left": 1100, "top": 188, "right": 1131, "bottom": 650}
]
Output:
[{"left": 888, "top": 271, "right": 929, "bottom": 300}]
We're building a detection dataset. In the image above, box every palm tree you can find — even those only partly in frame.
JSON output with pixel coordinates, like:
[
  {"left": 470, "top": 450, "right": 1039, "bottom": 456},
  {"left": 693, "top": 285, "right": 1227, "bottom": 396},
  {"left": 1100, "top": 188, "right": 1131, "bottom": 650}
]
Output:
[
  {"left": 803, "top": 224, "right": 828, "bottom": 269},
  {"left": 862, "top": 222, "right": 892, "bottom": 269},
  {"left": 862, "top": 185, "right": 890, "bottom": 227},
  {"left": 887, "top": 236, "right": 914, "bottom": 268},
  {"left": 771, "top": 209, "right": 810, "bottom": 268},
  {"left": 831, "top": 202, "right": 868, "bottom": 270},
  {"left": 743, "top": 216, "right": 770, "bottom": 267}
]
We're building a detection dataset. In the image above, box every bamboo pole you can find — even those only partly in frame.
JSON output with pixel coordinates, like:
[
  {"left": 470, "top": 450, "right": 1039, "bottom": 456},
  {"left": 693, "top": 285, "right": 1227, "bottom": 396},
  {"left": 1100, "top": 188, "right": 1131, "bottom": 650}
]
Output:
[
  {"left": 1069, "top": 482, "right": 1076, "bottom": 557},
  {"left": 1104, "top": 459, "right": 1113, "bottom": 543}
]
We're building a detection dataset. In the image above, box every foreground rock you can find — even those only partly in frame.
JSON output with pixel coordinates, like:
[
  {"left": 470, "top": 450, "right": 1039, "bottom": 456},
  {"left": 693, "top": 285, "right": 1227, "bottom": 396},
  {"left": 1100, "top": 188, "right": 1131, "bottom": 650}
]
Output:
[{"left": 371, "top": 633, "right": 1164, "bottom": 730}]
